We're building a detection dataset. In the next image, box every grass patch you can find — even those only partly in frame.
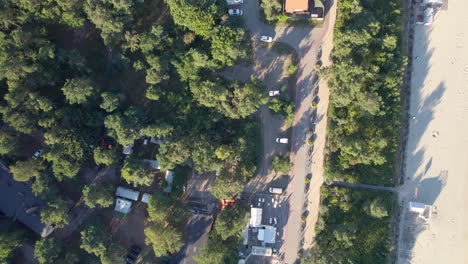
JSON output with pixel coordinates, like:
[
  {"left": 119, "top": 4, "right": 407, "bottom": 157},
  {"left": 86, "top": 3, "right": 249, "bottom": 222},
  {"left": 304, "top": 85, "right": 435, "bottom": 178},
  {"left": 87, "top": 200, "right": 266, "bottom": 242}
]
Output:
[{"left": 305, "top": 186, "right": 395, "bottom": 263}]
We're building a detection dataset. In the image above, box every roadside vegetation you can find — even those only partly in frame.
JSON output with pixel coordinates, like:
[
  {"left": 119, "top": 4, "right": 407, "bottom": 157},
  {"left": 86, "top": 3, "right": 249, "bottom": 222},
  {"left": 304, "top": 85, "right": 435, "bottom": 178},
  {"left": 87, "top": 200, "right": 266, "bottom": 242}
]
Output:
[
  {"left": 322, "top": 0, "right": 404, "bottom": 185},
  {"left": 303, "top": 186, "right": 395, "bottom": 263},
  {"left": 0, "top": 0, "right": 264, "bottom": 261},
  {"left": 195, "top": 205, "right": 247, "bottom": 264}
]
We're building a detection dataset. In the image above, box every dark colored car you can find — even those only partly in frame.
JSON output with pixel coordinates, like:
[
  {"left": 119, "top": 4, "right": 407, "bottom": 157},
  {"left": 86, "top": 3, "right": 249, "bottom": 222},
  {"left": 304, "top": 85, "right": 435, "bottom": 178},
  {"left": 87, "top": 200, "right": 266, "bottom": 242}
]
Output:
[{"left": 124, "top": 256, "right": 135, "bottom": 264}]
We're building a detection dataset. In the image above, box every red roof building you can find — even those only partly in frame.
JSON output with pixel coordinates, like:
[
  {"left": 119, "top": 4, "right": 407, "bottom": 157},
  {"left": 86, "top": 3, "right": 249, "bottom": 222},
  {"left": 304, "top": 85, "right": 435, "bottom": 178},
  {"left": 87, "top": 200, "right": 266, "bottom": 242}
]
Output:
[{"left": 285, "top": 0, "right": 309, "bottom": 14}]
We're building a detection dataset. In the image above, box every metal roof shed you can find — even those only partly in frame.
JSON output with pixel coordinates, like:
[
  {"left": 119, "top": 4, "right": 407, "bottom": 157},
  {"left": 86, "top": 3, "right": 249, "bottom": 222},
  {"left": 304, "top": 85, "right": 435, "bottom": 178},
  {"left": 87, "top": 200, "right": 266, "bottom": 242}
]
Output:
[
  {"left": 258, "top": 225, "right": 276, "bottom": 244},
  {"left": 250, "top": 208, "right": 263, "bottom": 227},
  {"left": 115, "top": 198, "right": 132, "bottom": 214},
  {"left": 141, "top": 193, "right": 151, "bottom": 203},
  {"left": 163, "top": 170, "right": 174, "bottom": 193},
  {"left": 115, "top": 187, "right": 140, "bottom": 201}
]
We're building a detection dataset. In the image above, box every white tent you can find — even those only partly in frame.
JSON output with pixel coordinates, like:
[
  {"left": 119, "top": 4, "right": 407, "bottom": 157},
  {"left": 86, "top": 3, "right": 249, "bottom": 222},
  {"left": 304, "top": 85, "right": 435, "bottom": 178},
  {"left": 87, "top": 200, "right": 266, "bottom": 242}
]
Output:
[
  {"left": 115, "top": 198, "right": 132, "bottom": 214},
  {"left": 250, "top": 208, "right": 263, "bottom": 227},
  {"left": 115, "top": 187, "right": 140, "bottom": 201}
]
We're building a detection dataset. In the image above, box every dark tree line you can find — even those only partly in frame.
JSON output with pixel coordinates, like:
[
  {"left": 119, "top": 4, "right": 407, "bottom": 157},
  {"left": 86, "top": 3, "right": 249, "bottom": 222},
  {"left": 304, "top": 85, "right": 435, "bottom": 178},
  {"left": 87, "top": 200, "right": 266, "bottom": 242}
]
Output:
[{"left": 322, "top": 0, "right": 404, "bottom": 185}]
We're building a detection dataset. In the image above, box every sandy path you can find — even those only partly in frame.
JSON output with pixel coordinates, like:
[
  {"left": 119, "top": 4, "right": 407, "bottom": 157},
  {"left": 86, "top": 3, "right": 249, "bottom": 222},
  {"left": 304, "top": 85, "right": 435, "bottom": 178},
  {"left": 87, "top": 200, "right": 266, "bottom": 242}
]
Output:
[{"left": 397, "top": 0, "right": 468, "bottom": 263}]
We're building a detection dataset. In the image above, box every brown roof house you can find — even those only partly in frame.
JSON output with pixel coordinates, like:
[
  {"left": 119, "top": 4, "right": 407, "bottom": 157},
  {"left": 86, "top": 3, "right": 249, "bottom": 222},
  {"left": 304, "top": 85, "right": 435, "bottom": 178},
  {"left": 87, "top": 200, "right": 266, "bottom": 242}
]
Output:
[{"left": 285, "top": 0, "right": 309, "bottom": 14}]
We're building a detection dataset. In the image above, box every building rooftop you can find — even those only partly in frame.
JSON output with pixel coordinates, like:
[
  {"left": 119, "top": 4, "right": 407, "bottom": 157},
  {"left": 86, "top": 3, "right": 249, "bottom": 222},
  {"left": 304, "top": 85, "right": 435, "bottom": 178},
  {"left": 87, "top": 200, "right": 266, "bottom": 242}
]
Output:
[
  {"left": 141, "top": 193, "right": 151, "bottom": 203},
  {"left": 115, "top": 186, "right": 140, "bottom": 201},
  {"left": 258, "top": 225, "right": 277, "bottom": 244},
  {"left": 0, "top": 164, "right": 54, "bottom": 237},
  {"left": 163, "top": 170, "right": 174, "bottom": 193},
  {"left": 250, "top": 208, "right": 263, "bottom": 227},
  {"left": 114, "top": 198, "right": 132, "bottom": 214},
  {"left": 285, "top": 0, "right": 309, "bottom": 13}
]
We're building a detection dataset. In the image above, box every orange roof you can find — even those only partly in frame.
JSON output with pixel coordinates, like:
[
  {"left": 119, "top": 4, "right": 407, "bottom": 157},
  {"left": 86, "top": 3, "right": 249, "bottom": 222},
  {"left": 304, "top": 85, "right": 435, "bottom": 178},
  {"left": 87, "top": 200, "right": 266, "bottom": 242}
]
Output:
[{"left": 285, "top": 0, "right": 309, "bottom": 13}]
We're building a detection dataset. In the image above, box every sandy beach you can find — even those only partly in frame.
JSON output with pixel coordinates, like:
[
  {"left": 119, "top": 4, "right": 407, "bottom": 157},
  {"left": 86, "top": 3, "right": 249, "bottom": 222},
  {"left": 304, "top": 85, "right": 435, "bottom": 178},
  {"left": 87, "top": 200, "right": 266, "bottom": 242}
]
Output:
[{"left": 397, "top": 0, "right": 468, "bottom": 263}]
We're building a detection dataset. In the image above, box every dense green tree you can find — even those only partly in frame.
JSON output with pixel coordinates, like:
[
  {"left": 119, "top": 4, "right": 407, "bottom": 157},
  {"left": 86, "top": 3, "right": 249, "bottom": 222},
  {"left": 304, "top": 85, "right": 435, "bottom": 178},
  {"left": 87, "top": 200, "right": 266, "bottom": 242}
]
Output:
[
  {"left": 40, "top": 199, "right": 69, "bottom": 228},
  {"left": 272, "top": 155, "right": 292, "bottom": 174},
  {"left": 82, "top": 184, "right": 114, "bottom": 208},
  {"left": 269, "top": 98, "right": 295, "bottom": 123},
  {"left": 194, "top": 236, "right": 239, "bottom": 264},
  {"left": 211, "top": 171, "right": 243, "bottom": 199},
  {"left": 261, "top": 0, "right": 282, "bottom": 22},
  {"left": 121, "top": 157, "right": 154, "bottom": 186},
  {"left": 215, "top": 145, "right": 235, "bottom": 160},
  {"left": 147, "top": 192, "right": 171, "bottom": 223},
  {"left": 164, "top": 0, "right": 216, "bottom": 38},
  {"left": 61, "top": 78, "right": 96, "bottom": 104},
  {"left": 0, "top": 231, "right": 22, "bottom": 262},
  {"left": 93, "top": 147, "right": 118, "bottom": 166},
  {"left": 10, "top": 159, "right": 44, "bottom": 182},
  {"left": 363, "top": 198, "right": 389, "bottom": 218},
  {"left": 104, "top": 106, "right": 144, "bottom": 146},
  {"left": 80, "top": 219, "right": 107, "bottom": 257},
  {"left": 211, "top": 26, "right": 249, "bottom": 67},
  {"left": 0, "top": 131, "right": 17, "bottom": 155},
  {"left": 213, "top": 206, "right": 246, "bottom": 240},
  {"left": 100, "top": 92, "right": 120, "bottom": 112},
  {"left": 144, "top": 223, "right": 183, "bottom": 256},
  {"left": 156, "top": 140, "right": 191, "bottom": 170},
  {"left": 141, "top": 123, "right": 174, "bottom": 138},
  {"left": 173, "top": 49, "right": 217, "bottom": 81},
  {"left": 100, "top": 243, "right": 124, "bottom": 264},
  {"left": 34, "top": 237, "right": 61, "bottom": 264}
]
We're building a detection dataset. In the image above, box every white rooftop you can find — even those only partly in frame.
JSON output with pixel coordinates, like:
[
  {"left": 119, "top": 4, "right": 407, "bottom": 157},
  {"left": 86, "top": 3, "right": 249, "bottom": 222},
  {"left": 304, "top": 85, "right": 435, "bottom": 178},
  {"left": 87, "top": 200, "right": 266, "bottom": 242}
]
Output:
[
  {"left": 258, "top": 225, "right": 277, "bottom": 244},
  {"left": 141, "top": 193, "right": 151, "bottom": 203},
  {"left": 115, "top": 186, "right": 140, "bottom": 201},
  {"left": 163, "top": 170, "right": 174, "bottom": 193},
  {"left": 114, "top": 198, "right": 132, "bottom": 214},
  {"left": 250, "top": 208, "right": 263, "bottom": 227}
]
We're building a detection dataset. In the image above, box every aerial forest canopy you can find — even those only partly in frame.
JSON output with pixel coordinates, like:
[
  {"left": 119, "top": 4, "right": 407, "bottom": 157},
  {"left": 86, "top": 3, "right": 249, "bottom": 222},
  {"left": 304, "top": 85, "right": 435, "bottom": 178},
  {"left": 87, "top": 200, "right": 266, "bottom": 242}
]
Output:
[
  {"left": 322, "top": 0, "right": 404, "bottom": 185},
  {"left": 0, "top": 0, "right": 263, "bottom": 189}
]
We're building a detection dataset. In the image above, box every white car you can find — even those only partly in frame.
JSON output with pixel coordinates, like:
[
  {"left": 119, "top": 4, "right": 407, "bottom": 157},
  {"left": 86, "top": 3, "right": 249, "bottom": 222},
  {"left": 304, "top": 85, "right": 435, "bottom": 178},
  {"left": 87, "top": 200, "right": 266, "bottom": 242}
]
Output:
[
  {"left": 276, "top": 138, "right": 288, "bottom": 144},
  {"left": 228, "top": 9, "right": 243, "bottom": 16},
  {"left": 260, "top": 36, "right": 273, "bottom": 42},
  {"left": 227, "top": 0, "right": 243, "bottom": 4},
  {"left": 32, "top": 149, "right": 42, "bottom": 159},
  {"left": 269, "top": 90, "right": 280, "bottom": 96}
]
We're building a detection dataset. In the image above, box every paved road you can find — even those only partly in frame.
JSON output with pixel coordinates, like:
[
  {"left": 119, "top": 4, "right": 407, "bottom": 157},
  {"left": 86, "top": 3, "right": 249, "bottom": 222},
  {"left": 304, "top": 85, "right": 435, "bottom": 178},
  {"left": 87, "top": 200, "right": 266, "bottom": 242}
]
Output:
[
  {"left": 170, "top": 215, "right": 213, "bottom": 264},
  {"left": 242, "top": 1, "right": 335, "bottom": 263}
]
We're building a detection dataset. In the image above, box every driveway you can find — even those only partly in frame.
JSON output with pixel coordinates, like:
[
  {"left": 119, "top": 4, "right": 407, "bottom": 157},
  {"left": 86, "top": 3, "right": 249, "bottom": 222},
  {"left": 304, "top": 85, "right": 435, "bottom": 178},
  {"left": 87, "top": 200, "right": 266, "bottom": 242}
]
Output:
[{"left": 240, "top": 0, "right": 336, "bottom": 263}]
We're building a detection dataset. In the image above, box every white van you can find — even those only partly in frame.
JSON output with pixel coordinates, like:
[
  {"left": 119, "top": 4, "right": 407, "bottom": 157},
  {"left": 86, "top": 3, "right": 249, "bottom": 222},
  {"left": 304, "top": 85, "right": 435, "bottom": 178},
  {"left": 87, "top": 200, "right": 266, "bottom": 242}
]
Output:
[
  {"left": 269, "top": 187, "right": 283, "bottom": 194},
  {"left": 276, "top": 138, "right": 288, "bottom": 144}
]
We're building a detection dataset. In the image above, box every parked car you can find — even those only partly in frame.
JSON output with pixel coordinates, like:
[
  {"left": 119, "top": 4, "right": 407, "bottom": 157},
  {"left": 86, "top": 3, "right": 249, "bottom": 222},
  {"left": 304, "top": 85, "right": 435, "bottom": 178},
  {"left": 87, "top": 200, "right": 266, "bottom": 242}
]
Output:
[
  {"left": 227, "top": 0, "right": 243, "bottom": 4},
  {"left": 269, "top": 187, "right": 283, "bottom": 194},
  {"left": 276, "top": 138, "right": 288, "bottom": 144},
  {"left": 143, "top": 137, "right": 149, "bottom": 145},
  {"left": 269, "top": 90, "right": 280, "bottom": 96},
  {"left": 313, "top": 85, "right": 319, "bottom": 97},
  {"left": 228, "top": 9, "right": 243, "bottom": 15},
  {"left": 124, "top": 256, "right": 135, "bottom": 264},
  {"left": 32, "top": 149, "right": 43, "bottom": 159},
  {"left": 260, "top": 35, "right": 273, "bottom": 42}
]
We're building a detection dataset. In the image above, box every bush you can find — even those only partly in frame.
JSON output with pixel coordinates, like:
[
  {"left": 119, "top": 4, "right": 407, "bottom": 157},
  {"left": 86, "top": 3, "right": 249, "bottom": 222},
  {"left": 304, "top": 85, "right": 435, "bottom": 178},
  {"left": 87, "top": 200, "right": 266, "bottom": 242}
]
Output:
[
  {"left": 288, "top": 64, "right": 298, "bottom": 75},
  {"left": 307, "top": 139, "right": 315, "bottom": 146},
  {"left": 305, "top": 177, "right": 311, "bottom": 184},
  {"left": 311, "top": 101, "right": 318, "bottom": 108},
  {"left": 272, "top": 155, "right": 291, "bottom": 174}
]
